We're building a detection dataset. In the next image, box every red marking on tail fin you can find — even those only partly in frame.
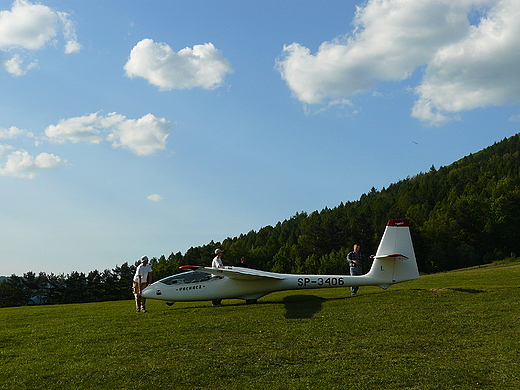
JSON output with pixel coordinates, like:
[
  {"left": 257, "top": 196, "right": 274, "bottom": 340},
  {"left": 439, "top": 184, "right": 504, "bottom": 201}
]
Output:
[
  {"left": 378, "top": 253, "right": 409, "bottom": 259},
  {"left": 387, "top": 219, "right": 408, "bottom": 227}
]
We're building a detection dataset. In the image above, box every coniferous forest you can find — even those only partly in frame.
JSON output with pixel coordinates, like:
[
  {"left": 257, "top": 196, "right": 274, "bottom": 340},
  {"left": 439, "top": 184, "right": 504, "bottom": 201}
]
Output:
[{"left": 2, "top": 133, "right": 519, "bottom": 307}]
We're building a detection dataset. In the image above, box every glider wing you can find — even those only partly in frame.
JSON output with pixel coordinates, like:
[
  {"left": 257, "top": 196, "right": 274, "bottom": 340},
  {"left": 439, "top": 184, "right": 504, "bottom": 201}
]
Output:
[{"left": 179, "top": 266, "right": 286, "bottom": 281}]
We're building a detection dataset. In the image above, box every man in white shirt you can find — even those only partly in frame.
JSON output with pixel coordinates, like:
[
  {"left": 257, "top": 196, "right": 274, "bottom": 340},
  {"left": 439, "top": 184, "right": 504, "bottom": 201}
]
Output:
[
  {"left": 211, "top": 249, "right": 224, "bottom": 306},
  {"left": 212, "top": 248, "right": 224, "bottom": 268},
  {"left": 133, "top": 256, "right": 153, "bottom": 312}
]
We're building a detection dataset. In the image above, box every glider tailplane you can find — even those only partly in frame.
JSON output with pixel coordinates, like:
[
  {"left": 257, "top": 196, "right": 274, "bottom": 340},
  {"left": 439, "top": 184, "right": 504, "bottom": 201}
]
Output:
[{"left": 366, "top": 219, "right": 419, "bottom": 289}]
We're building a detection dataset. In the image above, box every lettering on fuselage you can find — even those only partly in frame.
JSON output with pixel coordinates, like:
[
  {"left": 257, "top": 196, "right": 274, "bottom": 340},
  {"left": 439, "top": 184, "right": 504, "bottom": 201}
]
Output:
[
  {"left": 297, "top": 277, "right": 345, "bottom": 287},
  {"left": 176, "top": 285, "right": 205, "bottom": 292}
]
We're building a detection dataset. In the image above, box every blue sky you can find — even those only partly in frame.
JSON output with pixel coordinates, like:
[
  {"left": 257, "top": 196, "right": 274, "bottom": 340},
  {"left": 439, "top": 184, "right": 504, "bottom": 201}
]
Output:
[{"left": 1, "top": 0, "right": 519, "bottom": 276}]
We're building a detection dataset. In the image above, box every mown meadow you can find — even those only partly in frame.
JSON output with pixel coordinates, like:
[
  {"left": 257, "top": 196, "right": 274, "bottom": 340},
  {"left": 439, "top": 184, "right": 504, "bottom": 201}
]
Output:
[{"left": 1, "top": 261, "right": 519, "bottom": 389}]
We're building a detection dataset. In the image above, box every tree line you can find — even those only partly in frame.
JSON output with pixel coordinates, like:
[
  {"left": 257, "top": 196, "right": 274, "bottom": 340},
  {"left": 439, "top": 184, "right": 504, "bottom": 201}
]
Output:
[
  {"left": 2, "top": 133, "right": 519, "bottom": 307},
  {"left": 0, "top": 265, "right": 136, "bottom": 308}
]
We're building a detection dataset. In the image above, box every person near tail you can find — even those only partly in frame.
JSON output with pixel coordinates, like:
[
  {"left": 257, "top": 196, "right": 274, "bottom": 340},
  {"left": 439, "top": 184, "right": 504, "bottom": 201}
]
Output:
[{"left": 347, "top": 244, "right": 373, "bottom": 296}]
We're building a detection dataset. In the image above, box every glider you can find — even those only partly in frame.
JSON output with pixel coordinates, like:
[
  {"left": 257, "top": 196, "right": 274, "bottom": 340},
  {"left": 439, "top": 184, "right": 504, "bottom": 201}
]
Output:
[{"left": 142, "top": 219, "right": 419, "bottom": 305}]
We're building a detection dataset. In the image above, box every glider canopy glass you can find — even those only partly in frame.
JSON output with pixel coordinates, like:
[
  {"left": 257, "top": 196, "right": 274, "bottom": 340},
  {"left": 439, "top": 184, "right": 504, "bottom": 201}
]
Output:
[{"left": 157, "top": 271, "right": 215, "bottom": 285}]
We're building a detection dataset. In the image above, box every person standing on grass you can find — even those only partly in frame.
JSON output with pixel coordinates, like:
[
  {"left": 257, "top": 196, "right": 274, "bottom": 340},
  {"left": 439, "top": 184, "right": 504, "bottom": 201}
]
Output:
[
  {"left": 133, "top": 256, "right": 153, "bottom": 312},
  {"left": 234, "top": 257, "right": 248, "bottom": 267},
  {"left": 211, "top": 249, "right": 224, "bottom": 306},
  {"left": 347, "top": 244, "right": 373, "bottom": 296}
]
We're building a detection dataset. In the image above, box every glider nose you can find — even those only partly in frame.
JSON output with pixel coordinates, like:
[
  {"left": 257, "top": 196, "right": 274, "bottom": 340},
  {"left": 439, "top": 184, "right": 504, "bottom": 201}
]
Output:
[{"left": 141, "top": 284, "right": 155, "bottom": 299}]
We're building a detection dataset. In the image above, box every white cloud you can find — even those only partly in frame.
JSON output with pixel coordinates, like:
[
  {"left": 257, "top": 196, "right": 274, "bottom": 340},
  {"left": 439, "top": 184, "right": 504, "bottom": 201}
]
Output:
[
  {"left": 147, "top": 194, "right": 163, "bottom": 202},
  {"left": 0, "top": 143, "right": 14, "bottom": 154},
  {"left": 412, "top": 0, "right": 520, "bottom": 123},
  {"left": 64, "top": 39, "right": 81, "bottom": 54},
  {"left": 45, "top": 112, "right": 172, "bottom": 156},
  {"left": 0, "top": 0, "right": 81, "bottom": 75},
  {"left": 45, "top": 113, "right": 106, "bottom": 144},
  {"left": 58, "top": 10, "right": 81, "bottom": 54},
  {"left": 124, "top": 39, "right": 233, "bottom": 90},
  {"left": 0, "top": 144, "right": 64, "bottom": 179},
  {"left": 3, "top": 54, "right": 37, "bottom": 76},
  {"left": 108, "top": 113, "right": 171, "bottom": 156},
  {"left": 0, "top": 0, "right": 58, "bottom": 50},
  {"left": 277, "top": 0, "right": 520, "bottom": 125},
  {"left": 0, "top": 126, "right": 31, "bottom": 139}
]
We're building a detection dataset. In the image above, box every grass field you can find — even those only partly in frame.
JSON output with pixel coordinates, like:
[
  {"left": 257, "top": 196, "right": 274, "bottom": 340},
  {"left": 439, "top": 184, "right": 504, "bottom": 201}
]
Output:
[{"left": 1, "top": 261, "right": 519, "bottom": 389}]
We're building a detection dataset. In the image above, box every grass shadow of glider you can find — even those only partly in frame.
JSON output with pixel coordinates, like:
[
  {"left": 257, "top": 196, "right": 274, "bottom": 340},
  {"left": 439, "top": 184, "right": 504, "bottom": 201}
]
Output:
[
  {"left": 167, "top": 294, "right": 337, "bottom": 318},
  {"left": 412, "top": 288, "right": 486, "bottom": 294},
  {"left": 451, "top": 288, "right": 486, "bottom": 293},
  {"left": 282, "top": 294, "right": 327, "bottom": 319}
]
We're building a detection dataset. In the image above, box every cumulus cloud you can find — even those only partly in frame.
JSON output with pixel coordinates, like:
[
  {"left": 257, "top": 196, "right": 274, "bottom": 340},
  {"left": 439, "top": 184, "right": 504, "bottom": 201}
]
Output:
[
  {"left": 0, "top": 144, "right": 64, "bottom": 179},
  {"left": 0, "top": 125, "right": 32, "bottom": 139},
  {"left": 108, "top": 113, "right": 171, "bottom": 156},
  {"left": 147, "top": 194, "right": 163, "bottom": 202},
  {"left": 0, "top": 111, "right": 170, "bottom": 179},
  {"left": 124, "top": 39, "right": 233, "bottom": 90},
  {"left": 45, "top": 112, "right": 172, "bottom": 156},
  {"left": 3, "top": 54, "right": 37, "bottom": 76},
  {"left": 277, "top": 0, "right": 520, "bottom": 125},
  {"left": 0, "top": 0, "right": 81, "bottom": 75},
  {"left": 45, "top": 113, "right": 106, "bottom": 144},
  {"left": 412, "top": 0, "right": 520, "bottom": 123}
]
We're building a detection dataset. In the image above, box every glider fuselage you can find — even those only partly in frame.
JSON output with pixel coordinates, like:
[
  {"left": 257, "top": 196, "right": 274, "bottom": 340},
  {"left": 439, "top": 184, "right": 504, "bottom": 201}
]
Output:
[
  {"left": 142, "top": 269, "right": 391, "bottom": 302},
  {"left": 141, "top": 219, "right": 419, "bottom": 304}
]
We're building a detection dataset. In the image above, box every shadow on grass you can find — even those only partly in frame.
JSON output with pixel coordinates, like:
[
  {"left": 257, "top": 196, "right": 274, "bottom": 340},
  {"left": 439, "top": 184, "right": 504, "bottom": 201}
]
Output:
[
  {"left": 412, "top": 288, "right": 486, "bottom": 294},
  {"left": 451, "top": 288, "right": 486, "bottom": 293},
  {"left": 282, "top": 295, "right": 327, "bottom": 319},
  {"left": 164, "top": 295, "right": 336, "bottom": 318}
]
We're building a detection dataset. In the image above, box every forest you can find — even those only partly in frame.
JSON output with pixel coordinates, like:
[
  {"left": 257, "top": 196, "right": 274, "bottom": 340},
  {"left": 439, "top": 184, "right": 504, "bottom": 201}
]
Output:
[{"left": 1, "top": 133, "right": 519, "bottom": 307}]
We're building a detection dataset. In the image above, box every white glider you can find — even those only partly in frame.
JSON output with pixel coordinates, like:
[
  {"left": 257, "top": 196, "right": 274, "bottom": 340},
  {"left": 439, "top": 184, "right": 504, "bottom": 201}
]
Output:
[{"left": 142, "top": 219, "right": 419, "bottom": 305}]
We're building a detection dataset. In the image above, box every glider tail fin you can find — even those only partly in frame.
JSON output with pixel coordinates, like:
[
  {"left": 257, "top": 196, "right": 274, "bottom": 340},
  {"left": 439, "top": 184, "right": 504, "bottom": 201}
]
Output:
[{"left": 366, "top": 219, "right": 419, "bottom": 288}]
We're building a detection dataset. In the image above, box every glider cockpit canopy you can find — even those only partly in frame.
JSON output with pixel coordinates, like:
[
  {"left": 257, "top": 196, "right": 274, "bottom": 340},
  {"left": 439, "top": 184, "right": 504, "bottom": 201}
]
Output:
[{"left": 157, "top": 271, "right": 221, "bottom": 286}]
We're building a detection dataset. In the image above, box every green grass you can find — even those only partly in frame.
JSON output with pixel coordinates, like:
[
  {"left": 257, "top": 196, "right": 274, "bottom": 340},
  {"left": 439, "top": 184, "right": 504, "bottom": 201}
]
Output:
[{"left": 1, "top": 262, "right": 519, "bottom": 389}]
